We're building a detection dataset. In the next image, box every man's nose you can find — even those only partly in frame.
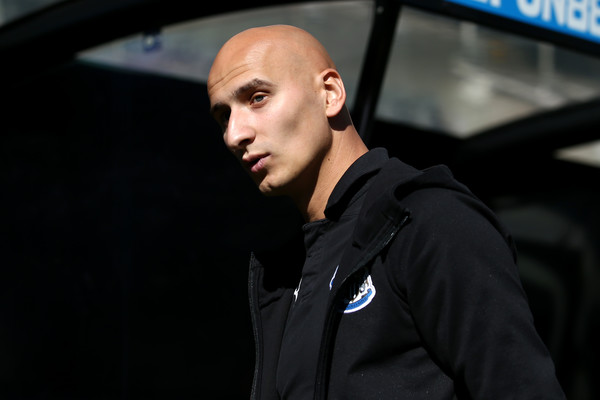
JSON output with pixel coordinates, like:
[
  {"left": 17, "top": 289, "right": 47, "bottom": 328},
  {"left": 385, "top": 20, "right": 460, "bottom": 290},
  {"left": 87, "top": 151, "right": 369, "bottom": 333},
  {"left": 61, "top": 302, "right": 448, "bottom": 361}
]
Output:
[{"left": 224, "top": 110, "right": 255, "bottom": 152}]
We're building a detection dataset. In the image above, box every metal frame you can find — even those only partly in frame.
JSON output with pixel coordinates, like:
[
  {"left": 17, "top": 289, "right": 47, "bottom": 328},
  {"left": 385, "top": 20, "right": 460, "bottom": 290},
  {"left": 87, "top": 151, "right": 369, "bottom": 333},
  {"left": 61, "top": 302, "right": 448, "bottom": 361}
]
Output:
[{"left": 351, "top": 0, "right": 401, "bottom": 143}]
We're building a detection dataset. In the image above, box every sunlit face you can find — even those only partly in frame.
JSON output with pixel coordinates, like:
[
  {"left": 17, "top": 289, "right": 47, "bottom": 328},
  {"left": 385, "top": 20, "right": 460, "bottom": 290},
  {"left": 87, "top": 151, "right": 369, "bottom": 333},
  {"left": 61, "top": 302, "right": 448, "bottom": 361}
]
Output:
[{"left": 208, "top": 41, "right": 333, "bottom": 198}]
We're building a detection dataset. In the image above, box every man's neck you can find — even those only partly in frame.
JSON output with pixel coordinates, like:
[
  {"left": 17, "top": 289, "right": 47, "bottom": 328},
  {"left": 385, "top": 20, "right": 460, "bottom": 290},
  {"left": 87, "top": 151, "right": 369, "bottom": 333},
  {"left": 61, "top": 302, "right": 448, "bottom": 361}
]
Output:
[{"left": 297, "top": 139, "right": 368, "bottom": 222}]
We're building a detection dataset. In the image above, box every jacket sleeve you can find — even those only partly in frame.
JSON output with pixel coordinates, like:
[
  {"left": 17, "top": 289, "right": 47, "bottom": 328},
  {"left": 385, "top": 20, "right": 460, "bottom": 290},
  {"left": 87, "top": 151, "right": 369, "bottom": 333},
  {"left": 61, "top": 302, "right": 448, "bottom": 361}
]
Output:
[{"left": 395, "top": 187, "right": 566, "bottom": 399}]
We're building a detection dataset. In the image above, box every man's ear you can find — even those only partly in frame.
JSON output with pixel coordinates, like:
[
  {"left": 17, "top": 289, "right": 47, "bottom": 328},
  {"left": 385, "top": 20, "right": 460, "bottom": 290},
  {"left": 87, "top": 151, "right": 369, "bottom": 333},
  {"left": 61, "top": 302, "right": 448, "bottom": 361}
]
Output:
[{"left": 322, "top": 69, "right": 346, "bottom": 118}]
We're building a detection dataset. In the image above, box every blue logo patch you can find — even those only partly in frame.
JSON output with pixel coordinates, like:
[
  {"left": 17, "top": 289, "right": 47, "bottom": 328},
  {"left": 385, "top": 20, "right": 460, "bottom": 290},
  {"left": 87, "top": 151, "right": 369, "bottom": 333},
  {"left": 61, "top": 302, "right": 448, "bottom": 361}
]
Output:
[{"left": 341, "top": 269, "right": 376, "bottom": 314}]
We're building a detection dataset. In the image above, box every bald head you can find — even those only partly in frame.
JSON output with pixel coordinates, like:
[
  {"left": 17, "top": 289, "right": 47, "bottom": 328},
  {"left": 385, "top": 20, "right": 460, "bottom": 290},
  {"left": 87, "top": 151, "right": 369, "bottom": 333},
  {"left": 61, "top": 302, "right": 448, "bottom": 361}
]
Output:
[{"left": 208, "top": 25, "right": 336, "bottom": 94}]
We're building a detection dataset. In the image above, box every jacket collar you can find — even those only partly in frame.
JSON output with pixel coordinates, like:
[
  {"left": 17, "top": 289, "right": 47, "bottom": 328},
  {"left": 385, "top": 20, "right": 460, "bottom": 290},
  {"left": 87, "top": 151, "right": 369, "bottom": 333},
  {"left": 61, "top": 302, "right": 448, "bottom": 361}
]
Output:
[{"left": 324, "top": 148, "right": 389, "bottom": 221}]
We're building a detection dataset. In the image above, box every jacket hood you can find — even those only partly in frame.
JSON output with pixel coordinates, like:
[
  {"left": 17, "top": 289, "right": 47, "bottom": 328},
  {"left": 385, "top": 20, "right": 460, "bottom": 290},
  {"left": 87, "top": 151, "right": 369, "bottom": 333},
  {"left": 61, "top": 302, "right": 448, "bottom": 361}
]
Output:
[{"left": 351, "top": 156, "right": 516, "bottom": 266}]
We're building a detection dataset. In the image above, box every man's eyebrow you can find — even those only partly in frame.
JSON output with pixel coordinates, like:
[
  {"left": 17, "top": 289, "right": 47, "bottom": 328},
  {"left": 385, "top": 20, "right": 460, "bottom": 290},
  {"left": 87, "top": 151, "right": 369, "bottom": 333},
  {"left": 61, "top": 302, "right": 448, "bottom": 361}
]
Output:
[
  {"left": 233, "top": 78, "right": 274, "bottom": 98},
  {"left": 210, "top": 78, "right": 274, "bottom": 116},
  {"left": 210, "top": 78, "right": 275, "bottom": 115}
]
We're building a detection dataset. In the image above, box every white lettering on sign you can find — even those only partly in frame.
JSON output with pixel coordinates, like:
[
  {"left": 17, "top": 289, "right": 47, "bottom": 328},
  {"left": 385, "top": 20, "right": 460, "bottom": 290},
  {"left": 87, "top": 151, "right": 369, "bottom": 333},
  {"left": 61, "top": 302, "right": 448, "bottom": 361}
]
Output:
[
  {"left": 591, "top": 0, "right": 600, "bottom": 35},
  {"left": 568, "top": 0, "right": 586, "bottom": 32},
  {"left": 475, "top": 0, "right": 502, "bottom": 6},
  {"left": 543, "top": 0, "right": 566, "bottom": 25},
  {"left": 448, "top": 0, "right": 600, "bottom": 41},
  {"left": 518, "top": 0, "right": 542, "bottom": 17},
  {"left": 518, "top": 0, "right": 600, "bottom": 34}
]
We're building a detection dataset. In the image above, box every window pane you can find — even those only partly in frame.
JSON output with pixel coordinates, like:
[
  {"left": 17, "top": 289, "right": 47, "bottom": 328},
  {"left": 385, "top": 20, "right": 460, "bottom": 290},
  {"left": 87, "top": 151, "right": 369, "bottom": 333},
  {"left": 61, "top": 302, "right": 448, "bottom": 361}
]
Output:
[
  {"left": 556, "top": 140, "right": 600, "bottom": 168},
  {"left": 78, "top": 1, "right": 374, "bottom": 109},
  {"left": 377, "top": 7, "right": 600, "bottom": 138}
]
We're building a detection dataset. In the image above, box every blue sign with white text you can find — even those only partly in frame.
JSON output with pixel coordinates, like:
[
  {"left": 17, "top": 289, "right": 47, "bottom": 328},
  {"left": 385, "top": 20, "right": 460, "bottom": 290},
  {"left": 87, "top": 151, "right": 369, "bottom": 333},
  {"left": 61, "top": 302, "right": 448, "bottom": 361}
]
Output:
[{"left": 447, "top": 0, "right": 600, "bottom": 44}]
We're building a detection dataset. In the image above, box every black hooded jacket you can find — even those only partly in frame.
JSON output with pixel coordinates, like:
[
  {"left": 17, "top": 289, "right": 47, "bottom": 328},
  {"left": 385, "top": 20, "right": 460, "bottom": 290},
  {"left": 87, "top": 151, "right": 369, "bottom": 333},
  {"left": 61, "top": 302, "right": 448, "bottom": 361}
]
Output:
[{"left": 248, "top": 149, "right": 565, "bottom": 399}]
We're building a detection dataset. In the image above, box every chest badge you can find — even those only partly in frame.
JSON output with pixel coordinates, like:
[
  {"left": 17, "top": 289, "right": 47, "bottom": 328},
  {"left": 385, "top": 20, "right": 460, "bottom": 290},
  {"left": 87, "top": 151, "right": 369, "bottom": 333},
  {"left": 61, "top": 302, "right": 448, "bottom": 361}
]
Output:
[{"left": 341, "top": 268, "right": 376, "bottom": 314}]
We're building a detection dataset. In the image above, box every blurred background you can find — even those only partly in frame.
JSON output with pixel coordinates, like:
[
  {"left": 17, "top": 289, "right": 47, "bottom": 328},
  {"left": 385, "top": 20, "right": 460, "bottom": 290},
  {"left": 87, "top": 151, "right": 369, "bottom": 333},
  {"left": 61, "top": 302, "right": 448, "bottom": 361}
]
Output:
[{"left": 1, "top": 0, "right": 599, "bottom": 398}]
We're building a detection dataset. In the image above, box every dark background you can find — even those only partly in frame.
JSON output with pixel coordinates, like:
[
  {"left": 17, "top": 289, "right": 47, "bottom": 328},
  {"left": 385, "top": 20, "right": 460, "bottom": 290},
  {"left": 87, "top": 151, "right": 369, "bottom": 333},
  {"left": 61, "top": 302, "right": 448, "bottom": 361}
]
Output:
[{"left": 1, "top": 62, "right": 304, "bottom": 399}]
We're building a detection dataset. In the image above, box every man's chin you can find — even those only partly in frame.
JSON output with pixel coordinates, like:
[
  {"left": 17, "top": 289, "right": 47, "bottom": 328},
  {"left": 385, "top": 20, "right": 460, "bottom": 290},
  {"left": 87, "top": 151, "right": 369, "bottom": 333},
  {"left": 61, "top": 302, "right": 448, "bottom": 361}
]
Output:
[
  {"left": 256, "top": 179, "right": 287, "bottom": 197},
  {"left": 257, "top": 185, "right": 284, "bottom": 197}
]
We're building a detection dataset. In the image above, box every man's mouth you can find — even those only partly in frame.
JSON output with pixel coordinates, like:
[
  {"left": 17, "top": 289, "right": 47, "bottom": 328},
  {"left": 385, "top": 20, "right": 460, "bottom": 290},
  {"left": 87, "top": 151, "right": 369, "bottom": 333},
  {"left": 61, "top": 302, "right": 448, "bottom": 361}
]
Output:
[{"left": 244, "top": 154, "right": 269, "bottom": 174}]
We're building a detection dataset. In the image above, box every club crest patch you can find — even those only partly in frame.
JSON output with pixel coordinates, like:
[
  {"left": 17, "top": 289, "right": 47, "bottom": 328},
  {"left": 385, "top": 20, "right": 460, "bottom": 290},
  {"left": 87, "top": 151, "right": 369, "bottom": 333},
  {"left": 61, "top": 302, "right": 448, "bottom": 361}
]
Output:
[{"left": 341, "top": 268, "right": 376, "bottom": 314}]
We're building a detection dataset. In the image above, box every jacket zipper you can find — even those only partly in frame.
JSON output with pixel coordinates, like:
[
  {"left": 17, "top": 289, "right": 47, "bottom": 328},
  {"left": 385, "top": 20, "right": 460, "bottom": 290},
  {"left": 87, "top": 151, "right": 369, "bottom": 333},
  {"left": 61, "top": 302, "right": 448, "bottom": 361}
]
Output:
[
  {"left": 248, "top": 255, "right": 262, "bottom": 400},
  {"left": 313, "top": 211, "right": 410, "bottom": 400}
]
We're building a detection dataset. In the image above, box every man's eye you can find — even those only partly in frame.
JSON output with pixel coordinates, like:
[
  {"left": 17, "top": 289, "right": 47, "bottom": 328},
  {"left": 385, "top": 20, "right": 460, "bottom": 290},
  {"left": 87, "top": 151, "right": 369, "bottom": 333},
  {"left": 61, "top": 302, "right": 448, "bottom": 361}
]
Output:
[{"left": 251, "top": 94, "right": 266, "bottom": 104}]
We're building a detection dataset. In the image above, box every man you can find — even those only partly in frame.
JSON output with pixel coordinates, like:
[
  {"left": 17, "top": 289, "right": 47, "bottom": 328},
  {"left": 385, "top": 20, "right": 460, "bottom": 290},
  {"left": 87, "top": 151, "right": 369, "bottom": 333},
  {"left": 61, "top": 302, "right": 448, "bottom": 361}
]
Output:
[{"left": 207, "top": 25, "right": 565, "bottom": 399}]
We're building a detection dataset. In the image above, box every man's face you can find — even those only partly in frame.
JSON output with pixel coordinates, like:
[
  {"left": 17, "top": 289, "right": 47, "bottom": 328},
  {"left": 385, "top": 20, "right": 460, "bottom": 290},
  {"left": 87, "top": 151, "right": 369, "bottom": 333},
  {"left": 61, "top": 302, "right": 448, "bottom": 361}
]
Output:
[{"left": 208, "top": 42, "right": 332, "bottom": 198}]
